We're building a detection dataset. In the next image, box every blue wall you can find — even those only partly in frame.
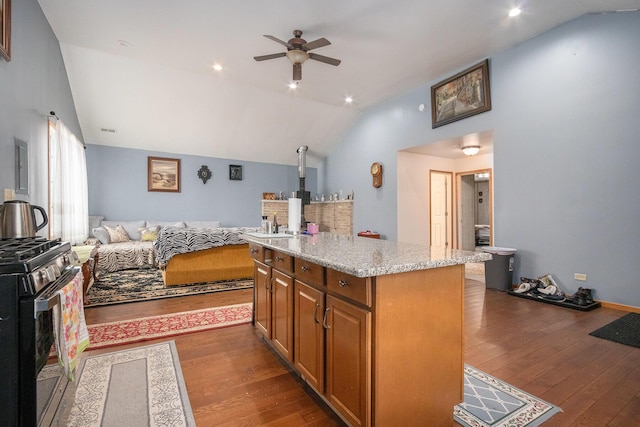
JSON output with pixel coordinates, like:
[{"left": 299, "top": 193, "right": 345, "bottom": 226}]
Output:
[
  {"left": 322, "top": 11, "right": 640, "bottom": 307},
  {"left": 0, "top": 0, "right": 82, "bottom": 224},
  {"left": 86, "top": 144, "right": 317, "bottom": 228}
]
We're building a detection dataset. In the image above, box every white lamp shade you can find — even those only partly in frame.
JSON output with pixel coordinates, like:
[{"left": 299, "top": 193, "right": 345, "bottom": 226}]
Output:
[
  {"left": 286, "top": 50, "right": 309, "bottom": 64},
  {"left": 462, "top": 145, "right": 480, "bottom": 156}
]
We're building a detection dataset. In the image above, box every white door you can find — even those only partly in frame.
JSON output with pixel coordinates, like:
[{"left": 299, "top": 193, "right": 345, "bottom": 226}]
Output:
[{"left": 430, "top": 171, "right": 452, "bottom": 248}]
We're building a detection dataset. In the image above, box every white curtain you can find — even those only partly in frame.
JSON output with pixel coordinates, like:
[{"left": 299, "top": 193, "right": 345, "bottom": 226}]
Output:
[{"left": 48, "top": 119, "right": 89, "bottom": 245}]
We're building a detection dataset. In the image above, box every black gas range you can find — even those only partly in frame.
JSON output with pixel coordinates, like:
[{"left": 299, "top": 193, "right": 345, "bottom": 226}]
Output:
[{"left": 0, "top": 237, "right": 79, "bottom": 426}]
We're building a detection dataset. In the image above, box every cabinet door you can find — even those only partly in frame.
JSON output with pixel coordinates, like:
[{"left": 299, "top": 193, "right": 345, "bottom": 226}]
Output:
[
  {"left": 254, "top": 261, "right": 271, "bottom": 338},
  {"left": 294, "top": 280, "right": 325, "bottom": 392},
  {"left": 325, "top": 295, "right": 371, "bottom": 427},
  {"left": 271, "top": 269, "right": 294, "bottom": 362}
]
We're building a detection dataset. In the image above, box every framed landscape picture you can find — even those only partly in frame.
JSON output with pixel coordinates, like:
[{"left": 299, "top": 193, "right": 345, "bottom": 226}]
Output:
[
  {"left": 431, "top": 59, "right": 491, "bottom": 128},
  {"left": 148, "top": 156, "right": 181, "bottom": 192},
  {"left": 0, "top": 0, "right": 11, "bottom": 61}
]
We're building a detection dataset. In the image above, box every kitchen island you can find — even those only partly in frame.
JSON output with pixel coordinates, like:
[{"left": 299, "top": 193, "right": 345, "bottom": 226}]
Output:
[{"left": 242, "top": 232, "right": 491, "bottom": 427}]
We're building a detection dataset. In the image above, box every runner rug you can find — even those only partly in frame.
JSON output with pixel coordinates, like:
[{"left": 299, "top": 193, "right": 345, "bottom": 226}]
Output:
[
  {"left": 85, "top": 268, "right": 253, "bottom": 307},
  {"left": 54, "top": 341, "right": 195, "bottom": 426},
  {"left": 87, "top": 302, "right": 253, "bottom": 350},
  {"left": 454, "top": 365, "right": 561, "bottom": 427}
]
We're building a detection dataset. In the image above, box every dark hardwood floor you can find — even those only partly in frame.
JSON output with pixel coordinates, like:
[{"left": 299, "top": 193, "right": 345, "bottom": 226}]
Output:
[{"left": 82, "top": 275, "right": 640, "bottom": 426}]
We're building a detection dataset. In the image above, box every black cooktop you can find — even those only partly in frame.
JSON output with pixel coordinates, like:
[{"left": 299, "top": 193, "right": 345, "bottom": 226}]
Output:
[{"left": 0, "top": 238, "right": 61, "bottom": 262}]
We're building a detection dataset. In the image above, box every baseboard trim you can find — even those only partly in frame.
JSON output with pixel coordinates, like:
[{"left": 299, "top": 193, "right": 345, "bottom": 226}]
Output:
[{"left": 598, "top": 301, "right": 640, "bottom": 313}]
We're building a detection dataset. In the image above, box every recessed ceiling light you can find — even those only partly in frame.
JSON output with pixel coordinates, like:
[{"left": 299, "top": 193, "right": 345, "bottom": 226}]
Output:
[
  {"left": 508, "top": 8, "right": 521, "bottom": 17},
  {"left": 213, "top": 63, "right": 223, "bottom": 71},
  {"left": 345, "top": 96, "right": 353, "bottom": 103},
  {"left": 288, "top": 82, "right": 298, "bottom": 89}
]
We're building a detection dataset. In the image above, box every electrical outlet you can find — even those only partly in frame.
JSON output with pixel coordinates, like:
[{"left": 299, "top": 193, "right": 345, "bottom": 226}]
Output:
[
  {"left": 3, "top": 189, "right": 15, "bottom": 201},
  {"left": 574, "top": 273, "right": 587, "bottom": 281}
]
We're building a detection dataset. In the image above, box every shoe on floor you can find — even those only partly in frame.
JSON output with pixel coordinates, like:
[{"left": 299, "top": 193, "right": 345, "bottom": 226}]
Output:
[
  {"left": 513, "top": 282, "right": 532, "bottom": 294},
  {"left": 538, "top": 285, "right": 558, "bottom": 295}
]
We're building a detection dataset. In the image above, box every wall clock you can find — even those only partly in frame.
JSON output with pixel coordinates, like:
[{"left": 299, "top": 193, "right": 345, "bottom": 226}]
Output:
[
  {"left": 197, "top": 165, "right": 212, "bottom": 184},
  {"left": 371, "top": 162, "right": 383, "bottom": 188}
]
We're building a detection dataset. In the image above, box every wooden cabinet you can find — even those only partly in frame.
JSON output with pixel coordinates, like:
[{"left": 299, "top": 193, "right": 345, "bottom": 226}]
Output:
[
  {"left": 254, "top": 259, "right": 294, "bottom": 362},
  {"left": 294, "top": 279, "right": 370, "bottom": 427},
  {"left": 325, "top": 295, "right": 370, "bottom": 427},
  {"left": 271, "top": 269, "right": 294, "bottom": 362},
  {"left": 251, "top": 243, "right": 464, "bottom": 427},
  {"left": 254, "top": 261, "right": 271, "bottom": 338},
  {"left": 294, "top": 280, "right": 325, "bottom": 392}
]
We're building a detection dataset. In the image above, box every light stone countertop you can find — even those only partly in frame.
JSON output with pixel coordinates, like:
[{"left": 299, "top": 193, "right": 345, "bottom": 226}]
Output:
[{"left": 242, "top": 232, "right": 492, "bottom": 278}]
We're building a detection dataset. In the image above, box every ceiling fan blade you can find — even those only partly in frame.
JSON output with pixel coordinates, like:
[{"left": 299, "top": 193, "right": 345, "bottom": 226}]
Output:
[
  {"left": 293, "top": 63, "right": 302, "bottom": 81},
  {"left": 302, "top": 37, "right": 331, "bottom": 51},
  {"left": 254, "top": 52, "right": 286, "bottom": 61},
  {"left": 263, "top": 34, "right": 293, "bottom": 49},
  {"left": 308, "top": 52, "right": 341, "bottom": 66}
]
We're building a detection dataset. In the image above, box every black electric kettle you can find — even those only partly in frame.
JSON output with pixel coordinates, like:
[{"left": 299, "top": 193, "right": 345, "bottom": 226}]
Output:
[{"left": 0, "top": 200, "right": 48, "bottom": 239}]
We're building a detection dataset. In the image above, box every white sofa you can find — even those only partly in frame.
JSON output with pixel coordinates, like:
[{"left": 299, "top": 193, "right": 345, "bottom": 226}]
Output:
[{"left": 87, "top": 217, "right": 221, "bottom": 274}]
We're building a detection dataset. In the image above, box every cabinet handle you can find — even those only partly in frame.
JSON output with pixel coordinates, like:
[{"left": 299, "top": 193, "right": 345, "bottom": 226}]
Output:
[
  {"left": 338, "top": 279, "right": 348, "bottom": 287},
  {"left": 250, "top": 248, "right": 258, "bottom": 254},
  {"left": 269, "top": 277, "right": 274, "bottom": 293},
  {"left": 275, "top": 256, "right": 283, "bottom": 262},
  {"left": 323, "top": 307, "right": 331, "bottom": 329},
  {"left": 313, "top": 303, "right": 320, "bottom": 324},
  {"left": 301, "top": 265, "right": 309, "bottom": 272}
]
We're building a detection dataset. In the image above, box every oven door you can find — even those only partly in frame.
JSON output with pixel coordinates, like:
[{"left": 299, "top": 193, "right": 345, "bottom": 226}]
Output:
[{"left": 21, "top": 267, "right": 79, "bottom": 426}]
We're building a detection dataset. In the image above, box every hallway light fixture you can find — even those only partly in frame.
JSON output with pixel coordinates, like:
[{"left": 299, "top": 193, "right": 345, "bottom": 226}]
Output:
[{"left": 462, "top": 145, "right": 480, "bottom": 156}]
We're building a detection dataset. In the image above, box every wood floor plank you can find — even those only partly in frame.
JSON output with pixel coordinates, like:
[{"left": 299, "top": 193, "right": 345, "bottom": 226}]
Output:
[{"left": 77, "top": 274, "right": 640, "bottom": 426}]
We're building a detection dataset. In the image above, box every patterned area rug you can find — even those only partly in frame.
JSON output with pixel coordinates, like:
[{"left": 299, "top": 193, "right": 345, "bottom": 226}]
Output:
[
  {"left": 58, "top": 341, "right": 195, "bottom": 426},
  {"left": 87, "top": 303, "right": 253, "bottom": 350},
  {"left": 85, "top": 268, "right": 253, "bottom": 307},
  {"left": 454, "top": 365, "right": 561, "bottom": 427}
]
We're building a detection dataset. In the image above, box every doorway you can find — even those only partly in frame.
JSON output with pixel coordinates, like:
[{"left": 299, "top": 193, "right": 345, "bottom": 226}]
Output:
[{"left": 456, "top": 169, "right": 493, "bottom": 251}]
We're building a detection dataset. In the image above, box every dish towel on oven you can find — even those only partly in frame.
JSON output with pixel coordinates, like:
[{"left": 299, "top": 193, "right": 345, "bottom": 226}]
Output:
[{"left": 53, "top": 270, "right": 90, "bottom": 381}]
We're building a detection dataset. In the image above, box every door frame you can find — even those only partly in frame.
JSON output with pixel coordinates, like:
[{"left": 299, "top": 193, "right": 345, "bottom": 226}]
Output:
[{"left": 455, "top": 168, "right": 493, "bottom": 249}]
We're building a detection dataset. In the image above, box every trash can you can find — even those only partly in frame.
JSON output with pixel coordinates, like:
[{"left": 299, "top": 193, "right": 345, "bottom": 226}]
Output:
[{"left": 482, "top": 247, "right": 517, "bottom": 291}]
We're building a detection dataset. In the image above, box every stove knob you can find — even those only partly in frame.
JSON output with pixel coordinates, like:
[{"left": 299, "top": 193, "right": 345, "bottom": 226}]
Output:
[
  {"left": 38, "top": 270, "right": 50, "bottom": 286},
  {"left": 46, "top": 266, "right": 57, "bottom": 281}
]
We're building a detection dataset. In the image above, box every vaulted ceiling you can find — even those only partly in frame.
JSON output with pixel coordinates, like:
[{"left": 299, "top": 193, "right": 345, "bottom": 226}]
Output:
[{"left": 37, "top": 0, "right": 639, "bottom": 167}]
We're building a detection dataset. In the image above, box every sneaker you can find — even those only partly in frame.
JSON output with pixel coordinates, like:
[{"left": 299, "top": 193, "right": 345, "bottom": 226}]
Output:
[
  {"left": 513, "top": 282, "right": 533, "bottom": 294},
  {"left": 538, "top": 285, "right": 558, "bottom": 295}
]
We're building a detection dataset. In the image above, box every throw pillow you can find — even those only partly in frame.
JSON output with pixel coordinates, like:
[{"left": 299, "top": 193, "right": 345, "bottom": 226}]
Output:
[
  {"left": 139, "top": 226, "right": 160, "bottom": 241},
  {"left": 92, "top": 226, "right": 110, "bottom": 244},
  {"left": 105, "top": 225, "right": 131, "bottom": 243}
]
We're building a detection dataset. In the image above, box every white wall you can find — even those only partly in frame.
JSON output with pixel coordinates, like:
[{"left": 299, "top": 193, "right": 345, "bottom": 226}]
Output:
[{"left": 397, "top": 151, "right": 492, "bottom": 245}]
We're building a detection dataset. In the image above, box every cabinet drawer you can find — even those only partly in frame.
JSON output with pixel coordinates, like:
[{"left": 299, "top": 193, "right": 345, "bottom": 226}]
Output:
[
  {"left": 326, "top": 269, "right": 372, "bottom": 307},
  {"left": 271, "top": 250, "right": 294, "bottom": 274},
  {"left": 248, "top": 243, "right": 265, "bottom": 262},
  {"left": 295, "top": 259, "right": 325, "bottom": 288}
]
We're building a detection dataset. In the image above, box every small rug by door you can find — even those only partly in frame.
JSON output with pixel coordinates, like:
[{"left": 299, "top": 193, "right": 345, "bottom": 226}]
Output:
[
  {"left": 59, "top": 341, "right": 195, "bottom": 426},
  {"left": 87, "top": 303, "right": 253, "bottom": 350},
  {"left": 85, "top": 268, "right": 253, "bottom": 307},
  {"left": 589, "top": 313, "right": 640, "bottom": 348},
  {"left": 454, "top": 365, "right": 561, "bottom": 427}
]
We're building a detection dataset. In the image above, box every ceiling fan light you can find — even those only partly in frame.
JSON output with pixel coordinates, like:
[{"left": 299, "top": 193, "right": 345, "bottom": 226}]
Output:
[
  {"left": 462, "top": 145, "right": 481, "bottom": 156},
  {"left": 286, "top": 50, "right": 309, "bottom": 64}
]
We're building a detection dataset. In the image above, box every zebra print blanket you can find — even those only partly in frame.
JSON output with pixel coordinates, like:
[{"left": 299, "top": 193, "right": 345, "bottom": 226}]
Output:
[{"left": 155, "top": 226, "right": 260, "bottom": 266}]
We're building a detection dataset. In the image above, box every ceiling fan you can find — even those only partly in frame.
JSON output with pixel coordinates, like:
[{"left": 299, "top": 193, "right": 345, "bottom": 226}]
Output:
[{"left": 253, "top": 29, "right": 341, "bottom": 81}]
